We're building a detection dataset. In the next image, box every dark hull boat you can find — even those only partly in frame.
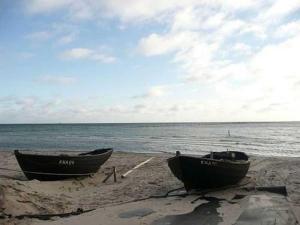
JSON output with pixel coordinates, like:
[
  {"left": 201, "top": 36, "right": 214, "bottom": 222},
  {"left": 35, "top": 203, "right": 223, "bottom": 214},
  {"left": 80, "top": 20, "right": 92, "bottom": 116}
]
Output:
[
  {"left": 14, "top": 148, "right": 113, "bottom": 181},
  {"left": 168, "top": 151, "right": 250, "bottom": 190}
]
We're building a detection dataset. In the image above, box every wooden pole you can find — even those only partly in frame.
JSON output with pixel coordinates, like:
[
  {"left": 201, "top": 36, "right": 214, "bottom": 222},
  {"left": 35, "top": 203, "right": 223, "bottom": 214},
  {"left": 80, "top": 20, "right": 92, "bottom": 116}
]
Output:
[
  {"left": 103, "top": 167, "right": 117, "bottom": 183},
  {"left": 102, "top": 170, "right": 114, "bottom": 183},
  {"left": 113, "top": 166, "right": 117, "bottom": 182},
  {"left": 121, "top": 157, "right": 154, "bottom": 178}
]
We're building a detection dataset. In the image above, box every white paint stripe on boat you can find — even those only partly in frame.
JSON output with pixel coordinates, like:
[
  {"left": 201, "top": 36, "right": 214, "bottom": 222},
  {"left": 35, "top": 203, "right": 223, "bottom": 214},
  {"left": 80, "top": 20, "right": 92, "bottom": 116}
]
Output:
[
  {"left": 0, "top": 167, "right": 94, "bottom": 176},
  {"left": 22, "top": 171, "right": 95, "bottom": 176}
]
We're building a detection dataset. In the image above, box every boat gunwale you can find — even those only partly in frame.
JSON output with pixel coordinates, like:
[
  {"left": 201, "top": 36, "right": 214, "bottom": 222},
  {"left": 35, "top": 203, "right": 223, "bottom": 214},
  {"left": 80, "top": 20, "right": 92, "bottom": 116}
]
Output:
[
  {"left": 14, "top": 148, "right": 113, "bottom": 158},
  {"left": 167, "top": 153, "right": 250, "bottom": 165}
]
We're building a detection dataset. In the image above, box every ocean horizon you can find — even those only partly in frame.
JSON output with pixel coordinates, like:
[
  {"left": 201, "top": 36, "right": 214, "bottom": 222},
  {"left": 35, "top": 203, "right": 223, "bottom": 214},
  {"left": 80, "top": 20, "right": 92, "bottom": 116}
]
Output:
[
  {"left": 1, "top": 121, "right": 300, "bottom": 125},
  {"left": 0, "top": 122, "right": 299, "bottom": 157}
]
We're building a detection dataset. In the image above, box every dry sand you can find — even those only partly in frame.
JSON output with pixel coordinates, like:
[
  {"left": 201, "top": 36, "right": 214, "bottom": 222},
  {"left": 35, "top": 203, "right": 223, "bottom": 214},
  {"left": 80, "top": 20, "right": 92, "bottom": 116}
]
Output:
[{"left": 0, "top": 150, "right": 299, "bottom": 225}]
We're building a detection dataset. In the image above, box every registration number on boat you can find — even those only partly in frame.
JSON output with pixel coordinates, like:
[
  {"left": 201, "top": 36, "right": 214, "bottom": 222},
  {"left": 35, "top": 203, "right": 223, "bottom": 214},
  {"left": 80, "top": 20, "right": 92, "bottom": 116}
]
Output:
[
  {"left": 200, "top": 160, "right": 217, "bottom": 166},
  {"left": 59, "top": 160, "right": 75, "bottom": 165}
]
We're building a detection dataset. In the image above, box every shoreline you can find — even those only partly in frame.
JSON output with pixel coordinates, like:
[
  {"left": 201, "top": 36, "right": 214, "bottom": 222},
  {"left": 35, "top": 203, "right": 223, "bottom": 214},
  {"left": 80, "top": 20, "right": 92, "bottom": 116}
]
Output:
[{"left": 0, "top": 151, "right": 299, "bottom": 225}]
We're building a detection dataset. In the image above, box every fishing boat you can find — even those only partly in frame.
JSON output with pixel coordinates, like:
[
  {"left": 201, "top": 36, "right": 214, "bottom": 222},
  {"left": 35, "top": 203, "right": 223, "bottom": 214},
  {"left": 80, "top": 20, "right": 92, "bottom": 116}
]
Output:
[
  {"left": 167, "top": 151, "right": 250, "bottom": 190},
  {"left": 14, "top": 148, "right": 113, "bottom": 181}
]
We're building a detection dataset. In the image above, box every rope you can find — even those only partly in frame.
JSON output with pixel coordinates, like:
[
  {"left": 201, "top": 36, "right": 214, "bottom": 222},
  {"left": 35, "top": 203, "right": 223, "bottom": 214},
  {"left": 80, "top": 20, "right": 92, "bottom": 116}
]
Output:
[{"left": 1, "top": 208, "right": 95, "bottom": 220}]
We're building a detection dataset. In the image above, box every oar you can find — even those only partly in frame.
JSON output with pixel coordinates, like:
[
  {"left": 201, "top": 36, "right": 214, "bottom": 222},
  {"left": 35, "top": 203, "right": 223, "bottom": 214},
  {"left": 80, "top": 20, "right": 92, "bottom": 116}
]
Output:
[{"left": 121, "top": 157, "right": 154, "bottom": 178}]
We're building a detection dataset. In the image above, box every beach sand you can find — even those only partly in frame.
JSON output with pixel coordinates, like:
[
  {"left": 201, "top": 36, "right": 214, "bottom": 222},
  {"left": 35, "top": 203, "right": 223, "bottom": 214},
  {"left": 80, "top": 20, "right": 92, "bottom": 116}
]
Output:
[{"left": 0, "top": 151, "right": 299, "bottom": 225}]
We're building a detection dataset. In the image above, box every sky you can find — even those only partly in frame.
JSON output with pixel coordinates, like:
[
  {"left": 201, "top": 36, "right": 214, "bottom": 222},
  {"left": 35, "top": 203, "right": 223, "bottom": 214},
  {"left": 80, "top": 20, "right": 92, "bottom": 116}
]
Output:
[{"left": 1, "top": 0, "right": 300, "bottom": 123}]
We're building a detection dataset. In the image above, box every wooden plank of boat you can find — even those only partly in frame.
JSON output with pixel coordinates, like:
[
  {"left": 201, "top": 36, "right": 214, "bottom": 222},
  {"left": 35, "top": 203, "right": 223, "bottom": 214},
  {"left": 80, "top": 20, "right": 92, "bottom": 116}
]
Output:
[
  {"left": 167, "top": 151, "right": 250, "bottom": 190},
  {"left": 14, "top": 148, "right": 113, "bottom": 181}
]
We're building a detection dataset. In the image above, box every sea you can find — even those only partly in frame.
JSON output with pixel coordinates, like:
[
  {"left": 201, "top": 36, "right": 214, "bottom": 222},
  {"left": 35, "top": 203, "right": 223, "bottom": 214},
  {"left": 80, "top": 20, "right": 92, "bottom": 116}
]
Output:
[{"left": 0, "top": 122, "right": 299, "bottom": 157}]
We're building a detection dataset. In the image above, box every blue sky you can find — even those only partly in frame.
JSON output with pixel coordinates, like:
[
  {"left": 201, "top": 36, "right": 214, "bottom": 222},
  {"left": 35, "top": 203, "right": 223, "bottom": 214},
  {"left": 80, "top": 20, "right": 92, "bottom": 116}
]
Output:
[{"left": 1, "top": 0, "right": 300, "bottom": 123}]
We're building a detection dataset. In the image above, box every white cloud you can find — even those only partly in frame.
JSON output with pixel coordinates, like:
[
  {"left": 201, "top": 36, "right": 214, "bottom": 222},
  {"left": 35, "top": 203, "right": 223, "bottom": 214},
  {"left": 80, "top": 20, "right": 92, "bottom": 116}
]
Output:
[
  {"left": 26, "top": 0, "right": 73, "bottom": 13},
  {"left": 25, "top": 0, "right": 260, "bottom": 23},
  {"left": 25, "top": 22, "right": 78, "bottom": 46},
  {"left": 25, "top": 31, "right": 52, "bottom": 41},
  {"left": 147, "top": 86, "right": 167, "bottom": 97},
  {"left": 239, "top": 23, "right": 267, "bottom": 39},
  {"left": 171, "top": 7, "right": 203, "bottom": 31},
  {"left": 15, "top": 96, "right": 38, "bottom": 110},
  {"left": 201, "top": 12, "right": 227, "bottom": 29},
  {"left": 37, "top": 75, "right": 77, "bottom": 85},
  {"left": 232, "top": 43, "right": 252, "bottom": 55},
  {"left": 61, "top": 48, "right": 92, "bottom": 59},
  {"left": 251, "top": 35, "right": 300, "bottom": 78},
  {"left": 134, "top": 0, "right": 300, "bottom": 121},
  {"left": 57, "top": 33, "right": 76, "bottom": 45},
  {"left": 26, "top": 0, "right": 96, "bottom": 20},
  {"left": 101, "top": 0, "right": 259, "bottom": 23},
  {"left": 60, "top": 48, "right": 116, "bottom": 63},
  {"left": 20, "top": 0, "right": 300, "bottom": 122},
  {"left": 260, "top": 0, "right": 300, "bottom": 22},
  {"left": 275, "top": 20, "right": 300, "bottom": 38},
  {"left": 133, "top": 86, "right": 167, "bottom": 98},
  {"left": 136, "top": 1, "right": 300, "bottom": 84},
  {"left": 138, "top": 32, "right": 199, "bottom": 56}
]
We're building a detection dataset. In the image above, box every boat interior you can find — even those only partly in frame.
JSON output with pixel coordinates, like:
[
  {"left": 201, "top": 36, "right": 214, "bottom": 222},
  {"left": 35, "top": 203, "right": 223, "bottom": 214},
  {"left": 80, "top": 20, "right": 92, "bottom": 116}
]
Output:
[{"left": 203, "top": 151, "right": 249, "bottom": 161}]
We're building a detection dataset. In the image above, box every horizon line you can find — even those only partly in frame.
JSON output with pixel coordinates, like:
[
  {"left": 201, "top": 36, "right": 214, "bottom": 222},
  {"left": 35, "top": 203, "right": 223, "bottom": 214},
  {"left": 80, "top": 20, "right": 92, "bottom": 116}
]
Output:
[{"left": 0, "top": 121, "right": 300, "bottom": 125}]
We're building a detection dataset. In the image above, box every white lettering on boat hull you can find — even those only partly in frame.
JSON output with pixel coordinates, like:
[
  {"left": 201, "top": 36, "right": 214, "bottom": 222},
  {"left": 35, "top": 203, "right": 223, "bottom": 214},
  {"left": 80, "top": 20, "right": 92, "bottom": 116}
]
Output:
[
  {"left": 200, "top": 160, "right": 217, "bottom": 166},
  {"left": 59, "top": 160, "right": 75, "bottom": 166}
]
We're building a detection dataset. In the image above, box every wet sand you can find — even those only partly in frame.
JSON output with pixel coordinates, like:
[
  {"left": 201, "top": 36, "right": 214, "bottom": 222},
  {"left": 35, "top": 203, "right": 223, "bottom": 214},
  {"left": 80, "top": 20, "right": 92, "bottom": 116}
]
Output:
[{"left": 0, "top": 151, "right": 299, "bottom": 225}]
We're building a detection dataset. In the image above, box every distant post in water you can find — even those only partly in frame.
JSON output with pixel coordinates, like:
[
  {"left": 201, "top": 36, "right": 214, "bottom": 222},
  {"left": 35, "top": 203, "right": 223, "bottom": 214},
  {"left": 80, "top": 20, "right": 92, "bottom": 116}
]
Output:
[
  {"left": 228, "top": 130, "right": 231, "bottom": 137},
  {"left": 113, "top": 166, "right": 117, "bottom": 182}
]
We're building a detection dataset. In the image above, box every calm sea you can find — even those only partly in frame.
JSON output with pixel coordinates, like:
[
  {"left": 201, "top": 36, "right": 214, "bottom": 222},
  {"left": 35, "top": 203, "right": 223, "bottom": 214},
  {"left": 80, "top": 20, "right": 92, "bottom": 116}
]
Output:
[{"left": 0, "top": 122, "right": 299, "bottom": 157}]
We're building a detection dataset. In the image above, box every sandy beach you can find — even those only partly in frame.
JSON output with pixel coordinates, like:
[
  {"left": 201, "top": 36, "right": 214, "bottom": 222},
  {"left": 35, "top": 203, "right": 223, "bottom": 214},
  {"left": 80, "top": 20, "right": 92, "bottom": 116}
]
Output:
[{"left": 0, "top": 150, "right": 300, "bottom": 225}]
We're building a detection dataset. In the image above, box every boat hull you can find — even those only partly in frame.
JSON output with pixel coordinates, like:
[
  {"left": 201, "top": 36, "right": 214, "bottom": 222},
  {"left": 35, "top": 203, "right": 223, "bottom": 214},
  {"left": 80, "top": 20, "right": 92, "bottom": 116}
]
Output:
[
  {"left": 168, "top": 151, "right": 250, "bottom": 190},
  {"left": 14, "top": 148, "right": 113, "bottom": 181}
]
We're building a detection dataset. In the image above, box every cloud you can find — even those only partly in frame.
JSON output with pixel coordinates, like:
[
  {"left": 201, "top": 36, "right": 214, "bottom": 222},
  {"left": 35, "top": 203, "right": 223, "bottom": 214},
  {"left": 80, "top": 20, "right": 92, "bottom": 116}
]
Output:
[
  {"left": 232, "top": 43, "right": 252, "bottom": 55},
  {"left": 25, "top": 0, "right": 95, "bottom": 20},
  {"left": 24, "top": 22, "right": 78, "bottom": 46},
  {"left": 25, "top": 0, "right": 73, "bottom": 14},
  {"left": 60, "top": 48, "right": 116, "bottom": 63},
  {"left": 24, "top": 0, "right": 260, "bottom": 23},
  {"left": 133, "top": 0, "right": 300, "bottom": 121},
  {"left": 259, "top": 0, "right": 300, "bottom": 23},
  {"left": 57, "top": 33, "right": 76, "bottom": 45},
  {"left": 102, "top": 0, "right": 258, "bottom": 23},
  {"left": 25, "top": 31, "right": 52, "bottom": 41},
  {"left": 138, "top": 31, "right": 200, "bottom": 56},
  {"left": 136, "top": 0, "right": 300, "bottom": 88},
  {"left": 19, "top": 0, "right": 300, "bottom": 122},
  {"left": 133, "top": 86, "right": 167, "bottom": 98},
  {"left": 251, "top": 35, "right": 300, "bottom": 79},
  {"left": 61, "top": 48, "right": 92, "bottom": 59},
  {"left": 147, "top": 86, "right": 167, "bottom": 97},
  {"left": 0, "top": 96, "right": 155, "bottom": 123},
  {"left": 36, "top": 75, "right": 77, "bottom": 85},
  {"left": 138, "top": 31, "right": 219, "bottom": 83},
  {"left": 0, "top": 91, "right": 298, "bottom": 123},
  {"left": 275, "top": 20, "right": 300, "bottom": 38},
  {"left": 15, "top": 96, "right": 39, "bottom": 111},
  {"left": 133, "top": 104, "right": 147, "bottom": 113}
]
